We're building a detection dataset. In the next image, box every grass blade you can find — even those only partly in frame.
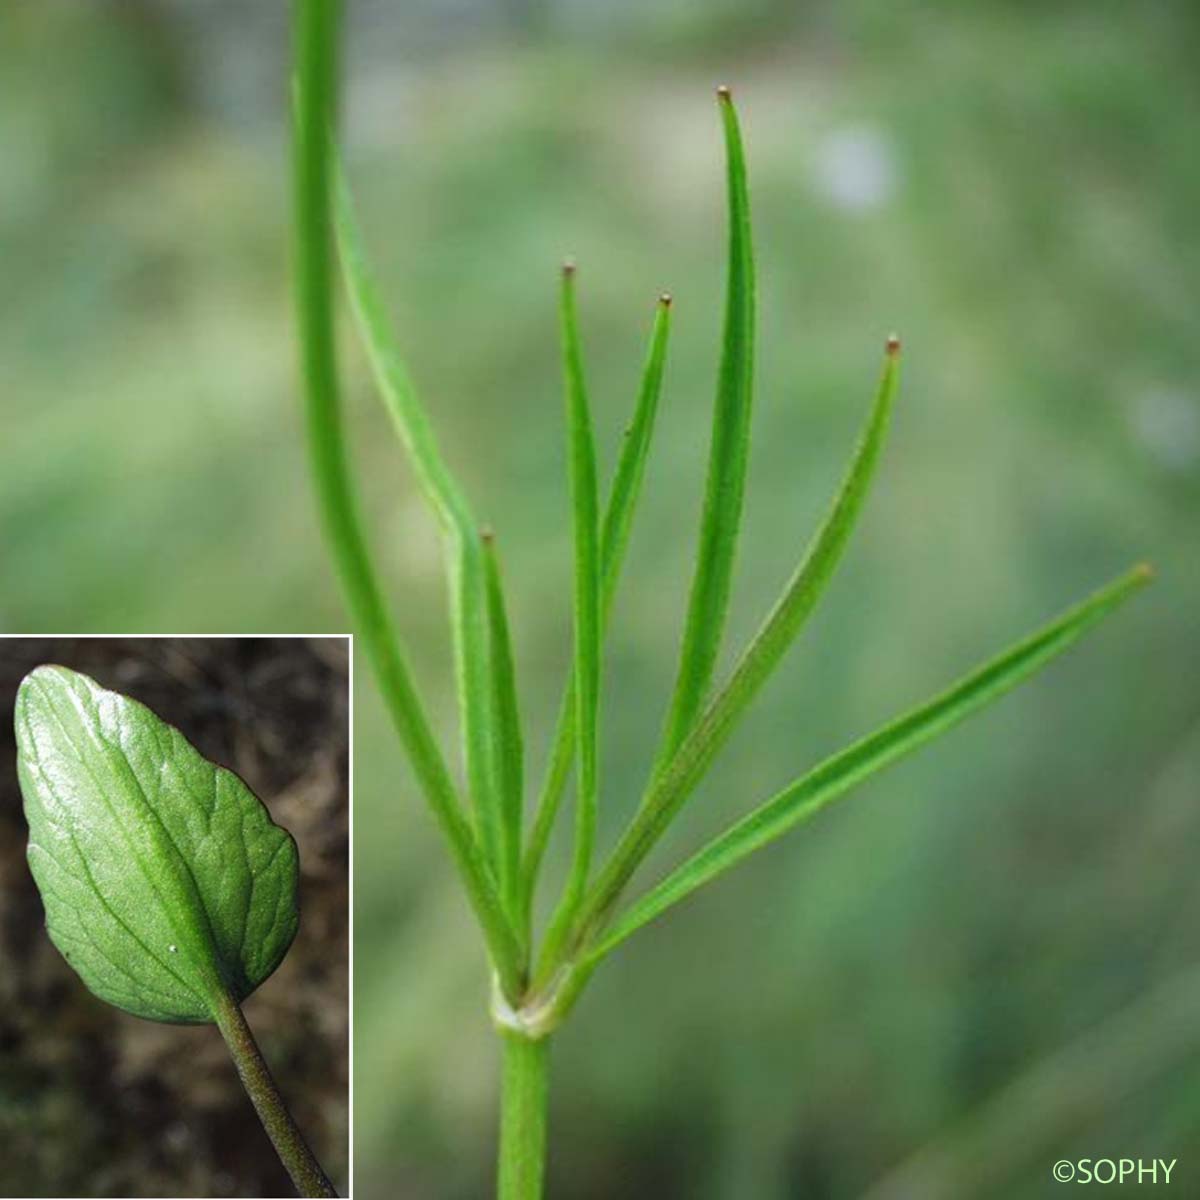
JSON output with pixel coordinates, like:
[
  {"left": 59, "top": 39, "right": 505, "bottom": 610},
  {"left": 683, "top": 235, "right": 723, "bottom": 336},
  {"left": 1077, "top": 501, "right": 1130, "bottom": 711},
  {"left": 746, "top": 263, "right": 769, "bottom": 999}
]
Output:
[
  {"left": 584, "top": 564, "right": 1152, "bottom": 963},
  {"left": 536, "top": 262, "right": 602, "bottom": 966},
  {"left": 521, "top": 294, "right": 673, "bottom": 918},
  {"left": 334, "top": 159, "right": 504, "bottom": 881},
  {"left": 572, "top": 337, "right": 901, "bottom": 943},
  {"left": 653, "top": 85, "right": 756, "bottom": 766},
  {"left": 483, "top": 529, "right": 526, "bottom": 919},
  {"left": 291, "top": 0, "right": 522, "bottom": 994}
]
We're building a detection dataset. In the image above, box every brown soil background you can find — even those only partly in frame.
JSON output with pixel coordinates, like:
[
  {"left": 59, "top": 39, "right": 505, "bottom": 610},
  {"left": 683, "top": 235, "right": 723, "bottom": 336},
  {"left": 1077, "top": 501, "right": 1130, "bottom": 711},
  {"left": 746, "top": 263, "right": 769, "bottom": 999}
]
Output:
[{"left": 0, "top": 637, "right": 349, "bottom": 1198}]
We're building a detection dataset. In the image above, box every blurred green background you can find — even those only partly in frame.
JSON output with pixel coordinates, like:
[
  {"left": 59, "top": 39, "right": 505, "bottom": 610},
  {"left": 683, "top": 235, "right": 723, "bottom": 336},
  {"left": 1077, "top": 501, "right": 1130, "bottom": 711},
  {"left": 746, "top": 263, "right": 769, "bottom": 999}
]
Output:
[{"left": 5, "top": 1, "right": 1199, "bottom": 1197}]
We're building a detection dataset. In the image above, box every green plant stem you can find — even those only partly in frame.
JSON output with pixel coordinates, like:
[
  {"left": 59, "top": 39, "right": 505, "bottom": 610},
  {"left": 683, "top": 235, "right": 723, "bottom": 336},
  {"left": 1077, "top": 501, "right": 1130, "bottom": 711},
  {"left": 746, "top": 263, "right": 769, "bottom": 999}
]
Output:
[
  {"left": 497, "top": 1033, "right": 551, "bottom": 1200},
  {"left": 214, "top": 991, "right": 336, "bottom": 1198},
  {"left": 291, "top": 0, "right": 523, "bottom": 996}
]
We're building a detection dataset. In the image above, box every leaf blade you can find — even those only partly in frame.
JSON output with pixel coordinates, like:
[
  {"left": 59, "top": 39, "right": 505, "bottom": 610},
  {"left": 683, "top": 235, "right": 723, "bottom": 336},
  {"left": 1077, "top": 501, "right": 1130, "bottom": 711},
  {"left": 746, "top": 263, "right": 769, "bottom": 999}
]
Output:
[
  {"left": 16, "top": 666, "right": 299, "bottom": 1024},
  {"left": 599, "top": 294, "right": 674, "bottom": 604},
  {"left": 483, "top": 530, "right": 526, "bottom": 916},
  {"left": 577, "top": 338, "right": 900, "bottom": 938},
  {"left": 535, "top": 263, "right": 603, "bottom": 970},
  {"left": 294, "top": 78, "right": 522, "bottom": 994},
  {"left": 653, "top": 87, "right": 755, "bottom": 765},
  {"left": 521, "top": 294, "right": 672, "bottom": 913},
  {"left": 585, "top": 565, "right": 1152, "bottom": 963},
  {"left": 334, "top": 160, "right": 502, "bottom": 876},
  {"left": 560, "top": 262, "right": 602, "bottom": 903}
]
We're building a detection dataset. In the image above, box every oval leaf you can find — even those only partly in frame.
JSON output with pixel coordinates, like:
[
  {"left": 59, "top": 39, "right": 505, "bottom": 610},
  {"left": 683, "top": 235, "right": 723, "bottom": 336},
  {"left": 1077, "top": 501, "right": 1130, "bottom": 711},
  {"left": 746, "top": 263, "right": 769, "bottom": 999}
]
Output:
[{"left": 15, "top": 665, "right": 299, "bottom": 1024}]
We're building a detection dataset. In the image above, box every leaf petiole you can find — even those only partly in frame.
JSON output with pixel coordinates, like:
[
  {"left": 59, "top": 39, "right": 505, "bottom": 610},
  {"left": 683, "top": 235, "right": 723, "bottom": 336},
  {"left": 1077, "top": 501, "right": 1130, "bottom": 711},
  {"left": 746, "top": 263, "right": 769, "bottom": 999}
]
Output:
[{"left": 215, "top": 990, "right": 337, "bottom": 1198}]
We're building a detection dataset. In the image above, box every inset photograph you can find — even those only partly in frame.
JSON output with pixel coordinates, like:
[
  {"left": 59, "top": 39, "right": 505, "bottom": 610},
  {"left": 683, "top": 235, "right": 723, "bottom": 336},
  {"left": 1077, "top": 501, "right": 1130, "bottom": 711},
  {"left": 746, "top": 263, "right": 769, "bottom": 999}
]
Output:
[{"left": 0, "top": 637, "right": 349, "bottom": 1198}]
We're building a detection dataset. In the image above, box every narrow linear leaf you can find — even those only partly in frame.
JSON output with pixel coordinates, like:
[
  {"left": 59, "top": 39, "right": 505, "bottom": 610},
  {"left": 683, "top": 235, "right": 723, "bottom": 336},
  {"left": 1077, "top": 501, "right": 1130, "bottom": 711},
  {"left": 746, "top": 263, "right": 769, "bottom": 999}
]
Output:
[
  {"left": 334, "top": 160, "right": 501, "bottom": 875},
  {"left": 653, "top": 86, "right": 755, "bottom": 766},
  {"left": 16, "top": 666, "right": 299, "bottom": 1024},
  {"left": 293, "top": 39, "right": 522, "bottom": 997},
  {"left": 522, "top": 294, "right": 673, "bottom": 912},
  {"left": 599, "top": 294, "right": 674, "bottom": 601},
  {"left": 584, "top": 565, "right": 1152, "bottom": 963},
  {"left": 560, "top": 260, "right": 602, "bottom": 896},
  {"left": 536, "top": 263, "right": 602, "bottom": 967},
  {"left": 483, "top": 529, "right": 526, "bottom": 916},
  {"left": 576, "top": 337, "right": 900, "bottom": 939}
]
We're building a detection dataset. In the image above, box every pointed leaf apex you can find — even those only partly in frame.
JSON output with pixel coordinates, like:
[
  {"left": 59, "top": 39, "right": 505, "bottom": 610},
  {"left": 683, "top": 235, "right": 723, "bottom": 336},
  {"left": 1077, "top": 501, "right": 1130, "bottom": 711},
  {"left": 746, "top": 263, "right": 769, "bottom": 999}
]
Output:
[
  {"left": 886, "top": 333, "right": 902, "bottom": 357},
  {"left": 1133, "top": 561, "right": 1154, "bottom": 583},
  {"left": 659, "top": 292, "right": 673, "bottom": 308},
  {"left": 716, "top": 84, "right": 733, "bottom": 103},
  {"left": 562, "top": 258, "right": 578, "bottom": 277},
  {"left": 480, "top": 523, "right": 496, "bottom": 545}
]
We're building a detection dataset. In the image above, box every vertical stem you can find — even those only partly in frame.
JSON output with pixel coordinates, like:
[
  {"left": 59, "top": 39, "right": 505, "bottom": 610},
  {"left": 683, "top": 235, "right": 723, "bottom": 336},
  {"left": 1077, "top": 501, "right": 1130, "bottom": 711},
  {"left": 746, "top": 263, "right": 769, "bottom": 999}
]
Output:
[
  {"left": 497, "top": 1033, "right": 551, "bottom": 1200},
  {"left": 214, "top": 992, "right": 337, "bottom": 1198}
]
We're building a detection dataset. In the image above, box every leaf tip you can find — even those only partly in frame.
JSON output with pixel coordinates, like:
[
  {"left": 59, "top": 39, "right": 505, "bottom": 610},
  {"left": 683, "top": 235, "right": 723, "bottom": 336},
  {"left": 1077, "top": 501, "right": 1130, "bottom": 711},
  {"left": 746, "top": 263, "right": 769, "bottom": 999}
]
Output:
[
  {"left": 1133, "top": 561, "right": 1154, "bottom": 584},
  {"left": 16, "top": 663, "right": 75, "bottom": 713},
  {"left": 659, "top": 292, "right": 673, "bottom": 309},
  {"left": 716, "top": 84, "right": 733, "bottom": 103},
  {"left": 480, "top": 523, "right": 496, "bottom": 545},
  {"left": 561, "top": 257, "right": 578, "bottom": 278},
  {"left": 885, "top": 333, "right": 902, "bottom": 357}
]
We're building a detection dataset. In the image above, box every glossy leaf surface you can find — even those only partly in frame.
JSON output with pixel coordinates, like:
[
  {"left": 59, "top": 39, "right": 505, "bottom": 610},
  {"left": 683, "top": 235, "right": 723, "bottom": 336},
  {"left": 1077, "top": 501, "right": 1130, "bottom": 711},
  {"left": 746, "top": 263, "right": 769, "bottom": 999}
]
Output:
[{"left": 16, "top": 666, "right": 299, "bottom": 1024}]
